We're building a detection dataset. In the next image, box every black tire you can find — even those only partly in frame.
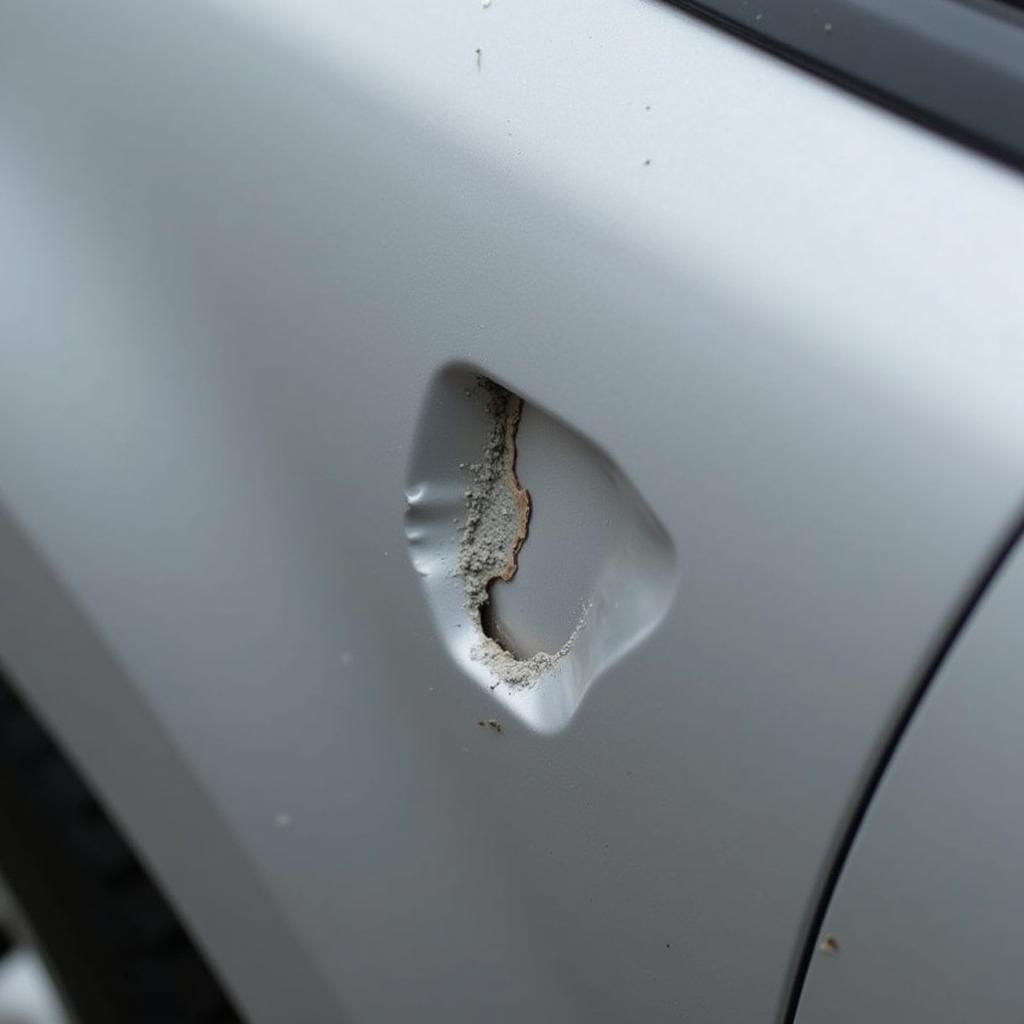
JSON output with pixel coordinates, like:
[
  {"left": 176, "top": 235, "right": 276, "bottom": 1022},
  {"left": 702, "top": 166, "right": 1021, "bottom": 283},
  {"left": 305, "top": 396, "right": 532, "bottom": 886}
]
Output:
[{"left": 0, "top": 668, "right": 241, "bottom": 1023}]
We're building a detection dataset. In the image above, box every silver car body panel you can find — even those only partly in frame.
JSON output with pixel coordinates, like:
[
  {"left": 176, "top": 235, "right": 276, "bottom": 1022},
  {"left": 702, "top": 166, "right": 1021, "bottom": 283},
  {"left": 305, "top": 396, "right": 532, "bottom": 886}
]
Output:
[
  {"left": 2, "top": 1, "right": 1024, "bottom": 1021},
  {"left": 795, "top": 536, "right": 1024, "bottom": 1023}
]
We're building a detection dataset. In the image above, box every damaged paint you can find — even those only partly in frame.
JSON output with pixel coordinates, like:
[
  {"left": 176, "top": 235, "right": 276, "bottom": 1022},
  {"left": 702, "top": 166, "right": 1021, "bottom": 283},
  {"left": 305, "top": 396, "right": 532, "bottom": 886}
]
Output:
[
  {"left": 405, "top": 367, "right": 676, "bottom": 727},
  {"left": 456, "top": 382, "right": 531, "bottom": 609},
  {"left": 455, "top": 379, "right": 585, "bottom": 686}
]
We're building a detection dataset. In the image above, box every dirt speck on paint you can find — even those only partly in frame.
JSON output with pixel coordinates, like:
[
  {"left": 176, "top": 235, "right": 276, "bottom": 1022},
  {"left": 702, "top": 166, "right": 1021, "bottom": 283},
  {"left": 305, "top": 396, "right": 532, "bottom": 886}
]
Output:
[{"left": 455, "top": 379, "right": 586, "bottom": 686}]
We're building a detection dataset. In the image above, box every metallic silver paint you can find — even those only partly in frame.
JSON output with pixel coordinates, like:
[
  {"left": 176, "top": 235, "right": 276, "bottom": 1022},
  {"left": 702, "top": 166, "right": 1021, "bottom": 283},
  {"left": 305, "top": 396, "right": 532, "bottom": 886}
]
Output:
[
  {"left": 2, "top": 0, "right": 1024, "bottom": 1020},
  {"left": 795, "top": 537, "right": 1024, "bottom": 1024}
]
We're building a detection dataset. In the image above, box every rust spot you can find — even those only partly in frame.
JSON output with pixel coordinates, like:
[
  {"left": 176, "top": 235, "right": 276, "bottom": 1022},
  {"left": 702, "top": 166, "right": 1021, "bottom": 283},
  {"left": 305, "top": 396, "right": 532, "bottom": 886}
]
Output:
[{"left": 494, "top": 395, "right": 530, "bottom": 583}]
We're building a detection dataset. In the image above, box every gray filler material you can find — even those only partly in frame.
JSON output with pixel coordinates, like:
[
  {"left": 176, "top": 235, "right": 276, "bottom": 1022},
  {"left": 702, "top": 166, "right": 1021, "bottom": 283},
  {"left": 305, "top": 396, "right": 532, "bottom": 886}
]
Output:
[
  {"left": 451, "top": 378, "right": 579, "bottom": 687},
  {"left": 455, "top": 380, "right": 531, "bottom": 613},
  {"left": 795, "top": 534, "right": 1024, "bottom": 1023}
]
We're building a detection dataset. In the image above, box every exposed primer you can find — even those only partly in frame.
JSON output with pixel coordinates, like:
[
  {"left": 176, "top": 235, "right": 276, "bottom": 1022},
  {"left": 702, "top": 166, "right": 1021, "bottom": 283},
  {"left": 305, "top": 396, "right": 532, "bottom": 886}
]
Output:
[{"left": 455, "top": 380, "right": 584, "bottom": 686}]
